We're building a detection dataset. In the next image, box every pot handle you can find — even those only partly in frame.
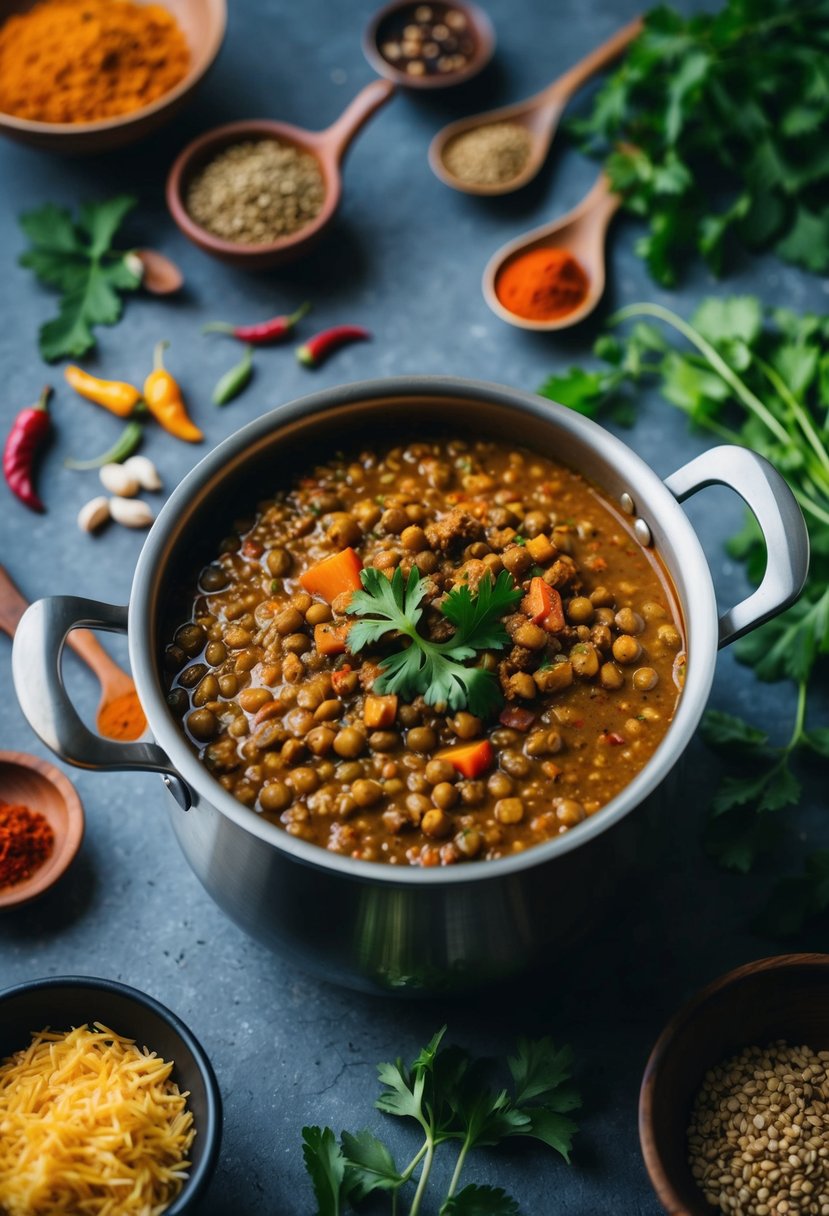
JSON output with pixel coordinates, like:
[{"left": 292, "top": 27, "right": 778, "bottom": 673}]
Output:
[
  {"left": 12, "top": 595, "right": 193, "bottom": 810},
  {"left": 664, "top": 445, "right": 809, "bottom": 648}
]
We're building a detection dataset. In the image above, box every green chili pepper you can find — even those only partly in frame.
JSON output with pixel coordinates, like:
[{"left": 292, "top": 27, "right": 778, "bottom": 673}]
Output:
[
  {"left": 64, "top": 420, "right": 143, "bottom": 470},
  {"left": 212, "top": 345, "right": 253, "bottom": 406}
]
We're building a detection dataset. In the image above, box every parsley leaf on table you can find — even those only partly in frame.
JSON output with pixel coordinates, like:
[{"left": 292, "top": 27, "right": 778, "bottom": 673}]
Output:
[
  {"left": 569, "top": 0, "right": 829, "bottom": 284},
  {"left": 301, "top": 1028, "right": 581, "bottom": 1215},
  {"left": 19, "top": 195, "right": 142, "bottom": 361},
  {"left": 347, "top": 567, "right": 521, "bottom": 718},
  {"left": 539, "top": 297, "right": 829, "bottom": 930}
]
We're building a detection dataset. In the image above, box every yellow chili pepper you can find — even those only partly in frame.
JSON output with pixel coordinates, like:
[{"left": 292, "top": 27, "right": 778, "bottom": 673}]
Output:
[
  {"left": 142, "top": 341, "right": 203, "bottom": 443},
  {"left": 64, "top": 366, "right": 142, "bottom": 418}
]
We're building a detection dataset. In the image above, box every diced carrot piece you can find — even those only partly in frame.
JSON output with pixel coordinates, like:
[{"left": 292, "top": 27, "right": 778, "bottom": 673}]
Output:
[
  {"left": 299, "top": 547, "right": 363, "bottom": 604},
  {"left": 525, "top": 534, "right": 556, "bottom": 563},
  {"left": 498, "top": 705, "right": 536, "bottom": 732},
  {"left": 522, "top": 576, "right": 553, "bottom": 625},
  {"left": 331, "top": 664, "right": 353, "bottom": 694},
  {"left": 364, "top": 694, "right": 398, "bottom": 729},
  {"left": 542, "top": 587, "right": 565, "bottom": 633},
  {"left": 314, "top": 622, "right": 350, "bottom": 655},
  {"left": 435, "top": 739, "right": 494, "bottom": 779}
]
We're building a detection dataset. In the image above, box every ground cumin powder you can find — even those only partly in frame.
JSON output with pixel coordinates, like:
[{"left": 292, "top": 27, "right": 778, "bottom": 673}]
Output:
[{"left": 0, "top": 0, "right": 190, "bottom": 124}]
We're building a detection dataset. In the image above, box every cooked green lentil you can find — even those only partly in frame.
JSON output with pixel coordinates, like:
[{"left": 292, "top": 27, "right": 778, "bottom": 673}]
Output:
[
  {"left": 185, "top": 138, "right": 325, "bottom": 244},
  {"left": 689, "top": 1041, "right": 829, "bottom": 1216},
  {"left": 163, "top": 439, "right": 685, "bottom": 866}
]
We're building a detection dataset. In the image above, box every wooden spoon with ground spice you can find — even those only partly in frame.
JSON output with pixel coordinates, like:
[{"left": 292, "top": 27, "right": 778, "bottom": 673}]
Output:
[
  {"left": 429, "top": 16, "right": 642, "bottom": 196},
  {"left": 0, "top": 566, "right": 145, "bottom": 742}
]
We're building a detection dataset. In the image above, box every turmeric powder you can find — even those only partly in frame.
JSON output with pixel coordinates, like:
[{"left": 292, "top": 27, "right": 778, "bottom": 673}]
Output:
[{"left": 0, "top": 0, "right": 190, "bottom": 125}]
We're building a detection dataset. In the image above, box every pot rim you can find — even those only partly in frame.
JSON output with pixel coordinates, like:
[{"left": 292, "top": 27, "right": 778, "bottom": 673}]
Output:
[{"left": 130, "top": 375, "right": 718, "bottom": 885}]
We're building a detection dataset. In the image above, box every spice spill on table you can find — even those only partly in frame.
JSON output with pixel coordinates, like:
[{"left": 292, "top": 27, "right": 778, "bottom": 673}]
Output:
[
  {"left": 443, "top": 122, "right": 533, "bottom": 186},
  {"left": 0, "top": 801, "right": 54, "bottom": 889},
  {"left": 0, "top": 0, "right": 189, "bottom": 124},
  {"left": 186, "top": 139, "right": 326, "bottom": 244}
]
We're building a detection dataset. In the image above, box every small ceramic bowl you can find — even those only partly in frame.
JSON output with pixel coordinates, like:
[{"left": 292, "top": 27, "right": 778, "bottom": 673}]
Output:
[
  {"left": 639, "top": 953, "right": 829, "bottom": 1216},
  {"left": 0, "top": 750, "right": 84, "bottom": 909},
  {"left": 363, "top": 0, "right": 495, "bottom": 89},
  {"left": 0, "top": 975, "right": 222, "bottom": 1213},
  {"left": 0, "top": 0, "right": 226, "bottom": 153}
]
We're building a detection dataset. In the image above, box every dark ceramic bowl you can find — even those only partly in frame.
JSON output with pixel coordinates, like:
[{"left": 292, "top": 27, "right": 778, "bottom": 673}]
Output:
[
  {"left": 0, "top": 976, "right": 222, "bottom": 1212},
  {"left": 639, "top": 953, "right": 829, "bottom": 1216},
  {"left": 363, "top": 0, "right": 495, "bottom": 89}
]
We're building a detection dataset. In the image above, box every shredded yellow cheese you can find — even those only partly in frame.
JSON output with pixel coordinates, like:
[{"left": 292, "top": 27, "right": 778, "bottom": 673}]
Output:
[{"left": 0, "top": 1022, "right": 195, "bottom": 1216}]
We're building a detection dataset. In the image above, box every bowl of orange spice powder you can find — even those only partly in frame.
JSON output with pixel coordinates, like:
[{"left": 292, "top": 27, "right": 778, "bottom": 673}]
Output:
[
  {"left": 0, "top": 0, "right": 226, "bottom": 152},
  {"left": 0, "top": 750, "right": 83, "bottom": 910}
]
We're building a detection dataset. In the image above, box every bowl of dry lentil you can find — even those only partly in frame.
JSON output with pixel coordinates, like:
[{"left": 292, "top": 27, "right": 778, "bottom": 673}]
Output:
[
  {"left": 166, "top": 79, "right": 394, "bottom": 269},
  {"left": 11, "top": 379, "right": 808, "bottom": 993},
  {"left": 0, "top": 0, "right": 226, "bottom": 153},
  {"left": 640, "top": 954, "right": 829, "bottom": 1216}
]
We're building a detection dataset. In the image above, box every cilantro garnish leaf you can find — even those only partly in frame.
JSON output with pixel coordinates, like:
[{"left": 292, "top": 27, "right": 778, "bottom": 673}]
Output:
[
  {"left": 441, "top": 1185, "right": 520, "bottom": 1215},
  {"left": 348, "top": 567, "right": 521, "bottom": 717},
  {"left": 339, "top": 1130, "right": 402, "bottom": 1200},
  {"left": 19, "top": 196, "right": 142, "bottom": 361},
  {"left": 301, "top": 1126, "right": 348, "bottom": 1216}
]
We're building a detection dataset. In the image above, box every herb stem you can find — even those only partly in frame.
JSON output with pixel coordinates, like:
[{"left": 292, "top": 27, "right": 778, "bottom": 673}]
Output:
[
  {"left": 752, "top": 355, "right": 829, "bottom": 486},
  {"left": 788, "top": 680, "right": 808, "bottom": 751},
  {"left": 399, "top": 1141, "right": 429, "bottom": 1182},
  {"left": 612, "top": 303, "right": 793, "bottom": 450},
  {"left": 791, "top": 488, "right": 829, "bottom": 528},
  {"left": 408, "top": 1139, "right": 434, "bottom": 1216},
  {"left": 446, "top": 1137, "right": 472, "bottom": 1199}
]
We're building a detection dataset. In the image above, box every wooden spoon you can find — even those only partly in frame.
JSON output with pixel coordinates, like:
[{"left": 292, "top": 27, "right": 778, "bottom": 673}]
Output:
[
  {"left": 482, "top": 171, "right": 621, "bottom": 331},
  {"left": 429, "top": 16, "right": 642, "bottom": 196},
  {"left": 0, "top": 566, "right": 146, "bottom": 742}
]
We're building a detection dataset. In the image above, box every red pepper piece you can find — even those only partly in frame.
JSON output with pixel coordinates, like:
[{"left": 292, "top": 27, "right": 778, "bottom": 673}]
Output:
[
  {"left": 203, "top": 302, "right": 310, "bottom": 345},
  {"left": 296, "top": 325, "right": 371, "bottom": 368},
  {"left": 3, "top": 386, "right": 52, "bottom": 513}
]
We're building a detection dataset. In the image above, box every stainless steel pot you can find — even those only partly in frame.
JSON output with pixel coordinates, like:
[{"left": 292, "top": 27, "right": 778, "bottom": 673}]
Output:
[{"left": 12, "top": 379, "right": 809, "bottom": 994}]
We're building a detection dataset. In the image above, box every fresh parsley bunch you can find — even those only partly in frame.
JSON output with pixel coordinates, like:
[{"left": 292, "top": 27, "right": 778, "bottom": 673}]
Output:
[
  {"left": 19, "top": 195, "right": 143, "bottom": 361},
  {"left": 540, "top": 296, "right": 829, "bottom": 930},
  {"left": 347, "top": 567, "right": 522, "bottom": 718},
  {"left": 302, "top": 1027, "right": 581, "bottom": 1216},
  {"left": 570, "top": 0, "right": 829, "bottom": 284}
]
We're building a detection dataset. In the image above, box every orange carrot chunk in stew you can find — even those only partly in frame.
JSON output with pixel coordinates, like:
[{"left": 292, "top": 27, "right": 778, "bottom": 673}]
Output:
[
  {"left": 314, "top": 622, "right": 350, "bottom": 655},
  {"left": 523, "top": 576, "right": 559, "bottom": 627},
  {"left": 364, "top": 694, "right": 398, "bottom": 729},
  {"left": 435, "top": 739, "right": 494, "bottom": 779},
  {"left": 300, "top": 547, "right": 363, "bottom": 603}
]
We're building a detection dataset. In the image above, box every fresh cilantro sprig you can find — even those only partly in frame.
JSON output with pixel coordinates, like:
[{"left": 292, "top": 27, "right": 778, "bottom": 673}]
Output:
[
  {"left": 301, "top": 1027, "right": 581, "bottom": 1216},
  {"left": 569, "top": 0, "right": 829, "bottom": 284},
  {"left": 19, "top": 196, "right": 143, "bottom": 361},
  {"left": 540, "top": 297, "right": 829, "bottom": 930},
  {"left": 347, "top": 567, "right": 522, "bottom": 718}
]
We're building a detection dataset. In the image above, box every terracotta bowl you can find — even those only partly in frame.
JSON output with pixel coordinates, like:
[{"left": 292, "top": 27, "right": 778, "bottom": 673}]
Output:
[
  {"left": 166, "top": 79, "right": 394, "bottom": 269},
  {"left": 0, "top": 0, "right": 226, "bottom": 154},
  {"left": 0, "top": 750, "right": 84, "bottom": 909},
  {"left": 0, "top": 976, "right": 222, "bottom": 1213},
  {"left": 639, "top": 954, "right": 829, "bottom": 1216},
  {"left": 363, "top": 0, "right": 495, "bottom": 89}
]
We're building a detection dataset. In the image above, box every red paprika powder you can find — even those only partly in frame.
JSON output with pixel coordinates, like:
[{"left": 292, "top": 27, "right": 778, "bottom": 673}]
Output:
[
  {"left": 0, "top": 802, "right": 54, "bottom": 888},
  {"left": 495, "top": 247, "right": 589, "bottom": 322}
]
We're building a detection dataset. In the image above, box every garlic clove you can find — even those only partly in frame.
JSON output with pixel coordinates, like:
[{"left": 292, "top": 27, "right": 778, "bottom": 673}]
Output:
[
  {"left": 78, "top": 496, "right": 110, "bottom": 533},
  {"left": 100, "top": 462, "right": 140, "bottom": 497},
  {"left": 122, "top": 454, "right": 162, "bottom": 492},
  {"left": 109, "top": 496, "right": 153, "bottom": 529}
]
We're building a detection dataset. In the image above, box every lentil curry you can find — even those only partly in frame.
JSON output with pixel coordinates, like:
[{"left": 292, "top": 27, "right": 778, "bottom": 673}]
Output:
[{"left": 164, "top": 440, "right": 685, "bottom": 866}]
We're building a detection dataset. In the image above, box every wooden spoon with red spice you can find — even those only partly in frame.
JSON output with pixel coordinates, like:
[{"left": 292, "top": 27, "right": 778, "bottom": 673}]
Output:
[
  {"left": 481, "top": 171, "right": 621, "bottom": 331},
  {"left": 0, "top": 566, "right": 146, "bottom": 742},
  {"left": 429, "top": 16, "right": 643, "bottom": 197}
]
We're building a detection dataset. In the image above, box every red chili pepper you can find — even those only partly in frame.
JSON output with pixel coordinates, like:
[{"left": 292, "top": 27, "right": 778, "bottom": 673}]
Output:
[
  {"left": 203, "top": 302, "right": 311, "bottom": 345},
  {"left": 296, "top": 325, "right": 371, "bottom": 368},
  {"left": 3, "top": 386, "right": 52, "bottom": 513}
]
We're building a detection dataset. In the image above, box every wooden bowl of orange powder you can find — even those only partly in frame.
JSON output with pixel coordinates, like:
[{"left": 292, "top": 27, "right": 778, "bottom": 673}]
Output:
[
  {"left": 0, "top": 0, "right": 226, "bottom": 153},
  {"left": 0, "top": 750, "right": 84, "bottom": 910}
]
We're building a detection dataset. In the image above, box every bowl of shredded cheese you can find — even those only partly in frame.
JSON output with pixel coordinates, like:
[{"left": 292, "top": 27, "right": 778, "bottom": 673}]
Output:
[{"left": 0, "top": 975, "right": 222, "bottom": 1214}]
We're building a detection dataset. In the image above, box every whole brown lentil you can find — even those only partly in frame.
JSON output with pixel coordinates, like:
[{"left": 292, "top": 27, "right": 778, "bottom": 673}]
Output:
[
  {"left": 186, "top": 139, "right": 325, "bottom": 245},
  {"left": 688, "top": 1041, "right": 829, "bottom": 1216}
]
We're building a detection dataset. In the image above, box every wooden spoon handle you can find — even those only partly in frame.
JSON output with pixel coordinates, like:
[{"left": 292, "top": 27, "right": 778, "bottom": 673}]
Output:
[
  {"left": 543, "top": 15, "right": 643, "bottom": 106},
  {"left": 0, "top": 564, "right": 126, "bottom": 685},
  {"left": 318, "top": 78, "right": 396, "bottom": 165}
]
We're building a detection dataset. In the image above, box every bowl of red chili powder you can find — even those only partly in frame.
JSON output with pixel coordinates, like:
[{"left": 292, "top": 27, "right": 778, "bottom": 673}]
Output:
[{"left": 0, "top": 751, "right": 84, "bottom": 909}]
